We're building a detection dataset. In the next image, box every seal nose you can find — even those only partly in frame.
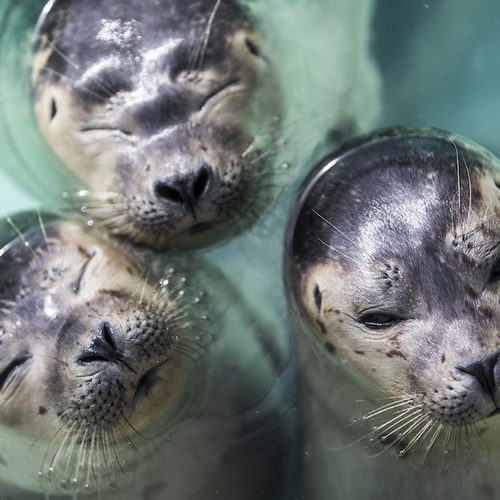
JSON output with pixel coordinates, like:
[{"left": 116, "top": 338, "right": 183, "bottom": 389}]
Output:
[
  {"left": 77, "top": 322, "right": 123, "bottom": 365},
  {"left": 154, "top": 164, "right": 212, "bottom": 213},
  {"left": 458, "top": 353, "right": 500, "bottom": 397}
]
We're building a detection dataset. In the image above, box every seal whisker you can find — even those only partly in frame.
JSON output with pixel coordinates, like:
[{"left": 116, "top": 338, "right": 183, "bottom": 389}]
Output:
[
  {"left": 312, "top": 209, "right": 358, "bottom": 246},
  {"left": 316, "top": 235, "right": 357, "bottom": 263},
  {"left": 186, "top": 0, "right": 222, "bottom": 78},
  {"left": 397, "top": 417, "right": 434, "bottom": 457},
  {"left": 375, "top": 408, "right": 424, "bottom": 442},
  {"left": 45, "top": 38, "right": 118, "bottom": 100},
  {"left": 420, "top": 422, "right": 445, "bottom": 465},
  {"left": 355, "top": 396, "right": 416, "bottom": 422},
  {"left": 5, "top": 217, "right": 41, "bottom": 265}
]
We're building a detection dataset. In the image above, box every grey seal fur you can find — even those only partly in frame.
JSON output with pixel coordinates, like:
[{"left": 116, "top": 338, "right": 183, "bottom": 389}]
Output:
[
  {"left": 286, "top": 127, "right": 500, "bottom": 499},
  {"left": 32, "top": 0, "right": 281, "bottom": 249}
]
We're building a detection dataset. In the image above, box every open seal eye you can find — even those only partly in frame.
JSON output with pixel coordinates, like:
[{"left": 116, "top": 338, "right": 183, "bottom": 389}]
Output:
[{"left": 358, "top": 313, "right": 401, "bottom": 331}]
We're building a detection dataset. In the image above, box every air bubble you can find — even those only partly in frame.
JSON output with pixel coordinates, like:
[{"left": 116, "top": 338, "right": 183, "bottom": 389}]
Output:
[{"left": 87, "top": 220, "right": 94, "bottom": 227}]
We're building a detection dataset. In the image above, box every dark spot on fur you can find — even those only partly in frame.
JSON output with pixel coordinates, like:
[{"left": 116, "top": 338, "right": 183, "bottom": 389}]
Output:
[
  {"left": 38, "top": 406, "right": 47, "bottom": 415},
  {"left": 77, "top": 244, "right": 92, "bottom": 259},
  {"left": 316, "top": 319, "right": 328, "bottom": 335},
  {"left": 126, "top": 266, "right": 134, "bottom": 275},
  {"left": 386, "top": 349, "right": 407, "bottom": 360},
  {"left": 354, "top": 350, "right": 365, "bottom": 355},
  {"left": 100, "top": 289, "right": 128, "bottom": 299},
  {"left": 441, "top": 353, "right": 446, "bottom": 363},
  {"left": 326, "top": 309, "right": 341, "bottom": 314},
  {"left": 324, "top": 342, "right": 336, "bottom": 354}
]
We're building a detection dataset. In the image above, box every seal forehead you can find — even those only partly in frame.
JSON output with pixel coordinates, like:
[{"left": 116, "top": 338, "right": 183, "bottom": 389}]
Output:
[{"left": 292, "top": 130, "right": 499, "bottom": 274}]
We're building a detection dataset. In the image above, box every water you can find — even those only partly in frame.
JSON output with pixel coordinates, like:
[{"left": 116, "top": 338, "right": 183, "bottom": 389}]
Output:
[{"left": 0, "top": 0, "right": 499, "bottom": 499}]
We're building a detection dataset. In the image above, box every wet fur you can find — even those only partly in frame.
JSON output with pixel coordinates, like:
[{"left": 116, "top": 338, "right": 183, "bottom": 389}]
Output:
[
  {"left": 32, "top": 0, "right": 282, "bottom": 249},
  {"left": 0, "top": 213, "right": 294, "bottom": 499}
]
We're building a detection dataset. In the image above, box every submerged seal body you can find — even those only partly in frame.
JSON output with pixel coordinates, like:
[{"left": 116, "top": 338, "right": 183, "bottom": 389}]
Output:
[
  {"left": 285, "top": 127, "right": 500, "bottom": 499},
  {"left": 32, "top": 0, "right": 280, "bottom": 249},
  {"left": 0, "top": 212, "right": 294, "bottom": 499}
]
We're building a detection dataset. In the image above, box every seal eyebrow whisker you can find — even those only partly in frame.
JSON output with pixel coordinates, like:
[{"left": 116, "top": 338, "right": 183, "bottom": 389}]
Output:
[
  {"left": 453, "top": 140, "right": 461, "bottom": 214},
  {"left": 312, "top": 209, "right": 357, "bottom": 246},
  {"left": 463, "top": 157, "right": 473, "bottom": 228},
  {"left": 186, "top": 0, "right": 222, "bottom": 78},
  {"left": 316, "top": 236, "right": 357, "bottom": 263},
  {"left": 45, "top": 39, "right": 116, "bottom": 99},
  {"left": 5, "top": 217, "right": 41, "bottom": 266}
]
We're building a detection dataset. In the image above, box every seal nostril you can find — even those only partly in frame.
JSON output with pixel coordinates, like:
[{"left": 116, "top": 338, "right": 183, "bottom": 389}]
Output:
[
  {"left": 193, "top": 165, "right": 211, "bottom": 200},
  {"left": 458, "top": 353, "right": 500, "bottom": 397},
  {"left": 101, "top": 322, "right": 117, "bottom": 351},
  {"left": 78, "top": 322, "right": 121, "bottom": 365},
  {"left": 154, "top": 182, "right": 184, "bottom": 204}
]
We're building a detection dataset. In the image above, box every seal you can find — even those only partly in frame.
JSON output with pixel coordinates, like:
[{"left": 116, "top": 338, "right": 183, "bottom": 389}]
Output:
[
  {"left": 285, "top": 127, "right": 500, "bottom": 499},
  {"left": 0, "top": 212, "right": 295, "bottom": 499},
  {"left": 32, "top": 0, "right": 281, "bottom": 249}
]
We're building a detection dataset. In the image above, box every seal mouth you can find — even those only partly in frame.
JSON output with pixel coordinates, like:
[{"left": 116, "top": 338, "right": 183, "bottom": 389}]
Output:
[
  {"left": 186, "top": 221, "right": 214, "bottom": 234},
  {"left": 487, "top": 407, "right": 500, "bottom": 419}
]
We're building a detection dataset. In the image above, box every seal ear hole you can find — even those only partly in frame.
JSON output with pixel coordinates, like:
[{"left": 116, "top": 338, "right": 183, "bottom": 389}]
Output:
[
  {"left": 313, "top": 284, "right": 322, "bottom": 312},
  {"left": 50, "top": 98, "right": 57, "bottom": 121},
  {"left": 359, "top": 313, "right": 400, "bottom": 331}
]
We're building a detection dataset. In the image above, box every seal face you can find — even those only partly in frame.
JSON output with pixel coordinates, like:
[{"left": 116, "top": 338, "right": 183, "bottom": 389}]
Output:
[
  {"left": 0, "top": 213, "right": 210, "bottom": 496},
  {"left": 286, "top": 127, "right": 500, "bottom": 459},
  {"left": 32, "top": 0, "right": 281, "bottom": 249}
]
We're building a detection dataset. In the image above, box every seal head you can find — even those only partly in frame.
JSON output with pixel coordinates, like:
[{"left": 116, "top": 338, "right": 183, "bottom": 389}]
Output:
[
  {"left": 33, "top": 0, "right": 281, "bottom": 249},
  {"left": 286, "top": 127, "right": 500, "bottom": 455},
  {"left": 0, "top": 213, "right": 210, "bottom": 495}
]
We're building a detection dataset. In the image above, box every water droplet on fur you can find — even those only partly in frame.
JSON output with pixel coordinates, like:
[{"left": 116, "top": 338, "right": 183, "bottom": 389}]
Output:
[{"left": 87, "top": 220, "right": 94, "bottom": 227}]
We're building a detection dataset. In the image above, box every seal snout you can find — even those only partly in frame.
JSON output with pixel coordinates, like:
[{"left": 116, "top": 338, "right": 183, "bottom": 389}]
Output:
[{"left": 153, "top": 163, "right": 213, "bottom": 215}]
